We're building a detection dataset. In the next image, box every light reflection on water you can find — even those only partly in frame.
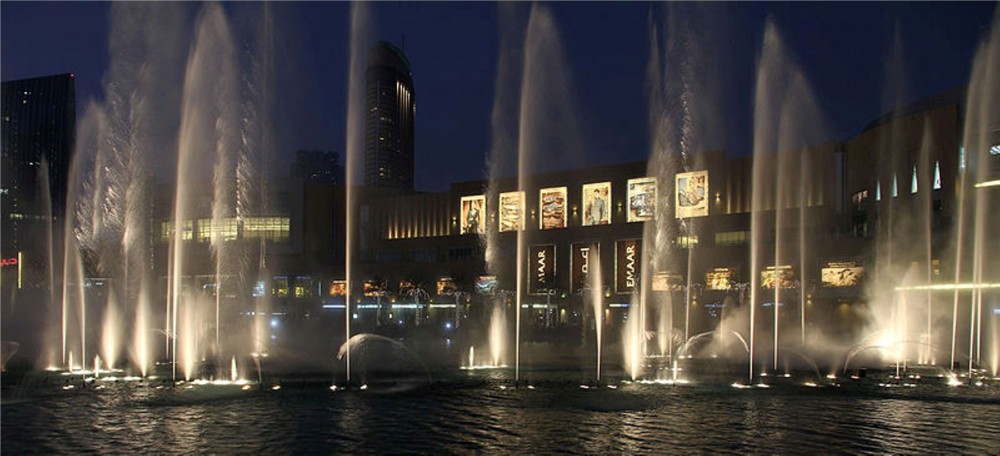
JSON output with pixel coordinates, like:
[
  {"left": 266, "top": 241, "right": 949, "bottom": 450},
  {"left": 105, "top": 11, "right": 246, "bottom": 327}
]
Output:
[{"left": 3, "top": 374, "right": 999, "bottom": 453}]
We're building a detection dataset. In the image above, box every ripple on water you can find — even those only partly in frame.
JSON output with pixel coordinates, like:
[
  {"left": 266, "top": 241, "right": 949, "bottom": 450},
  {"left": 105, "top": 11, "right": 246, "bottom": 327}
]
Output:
[{"left": 2, "top": 378, "right": 999, "bottom": 453}]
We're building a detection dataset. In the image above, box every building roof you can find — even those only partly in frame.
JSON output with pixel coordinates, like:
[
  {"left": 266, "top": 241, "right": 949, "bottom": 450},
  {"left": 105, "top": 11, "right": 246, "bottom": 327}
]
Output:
[{"left": 367, "top": 41, "right": 412, "bottom": 75}]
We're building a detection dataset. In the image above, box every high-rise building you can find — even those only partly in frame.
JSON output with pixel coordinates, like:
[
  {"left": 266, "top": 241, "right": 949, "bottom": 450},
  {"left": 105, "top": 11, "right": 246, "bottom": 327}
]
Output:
[
  {"left": 364, "top": 41, "right": 415, "bottom": 192},
  {"left": 1, "top": 73, "right": 76, "bottom": 289},
  {"left": 291, "top": 149, "right": 343, "bottom": 184}
]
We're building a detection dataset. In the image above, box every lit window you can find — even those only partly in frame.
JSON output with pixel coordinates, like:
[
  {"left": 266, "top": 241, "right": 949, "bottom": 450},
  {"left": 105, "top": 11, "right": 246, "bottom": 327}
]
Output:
[
  {"left": 677, "top": 235, "right": 699, "bottom": 248},
  {"left": 911, "top": 166, "right": 918, "bottom": 194},
  {"left": 892, "top": 173, "right": 898, "bottom": 198},
  {"left": 875, "top": 181, "right": 881, "bottom": 202},
  {"left": 933, "top": 161, "right": 942, "bottom": 190}
]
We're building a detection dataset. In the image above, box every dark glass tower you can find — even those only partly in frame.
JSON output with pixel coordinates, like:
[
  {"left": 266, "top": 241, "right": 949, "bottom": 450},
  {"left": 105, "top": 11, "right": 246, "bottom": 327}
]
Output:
[
  {"left": 1, "top": 73, "right": 76, "bottom": 289},
  {"left": 364, "top": 41, "right": 415, "bottom": 192}
]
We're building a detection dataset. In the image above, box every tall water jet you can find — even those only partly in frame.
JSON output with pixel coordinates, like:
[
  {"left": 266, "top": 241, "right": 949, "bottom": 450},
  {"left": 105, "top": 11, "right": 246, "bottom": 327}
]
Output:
[
  {"left": 344, "top": 1, "right": 371, "bottom": 384},
  {"left": 101, "top": 289, "right": 120, "bottom": 370},
  {"left": 645, "top": 4, "right": 729, "bottom": 365},
  {"left": 589, "top": 249, "right": 603, "bottom": 381},
  {"left": 962, "top": 8, "right": 1000, "bottom": 377},
  {"left": 489, "top": 305, "right": 506, "bottom": 367},
  {"left": 750, "top": 20, "right": 827, "bottom": 379},
  {"left": 513, "top": 3, "right": 585, "bottom": 382},
  {"left": 62, "top": 101, "right": 109, "bottom": 368},
  {"left": 623, "top": 295, "right": 644, "bottom": 381},
  {"left": 131, "top": 286, "right": 150, "bottom": 376},
  {"left": 482, "top": 2, "right": 523, "bottom": 374},
  {"left": 172, "top": 2, "right": 240, "bottom": 379}
]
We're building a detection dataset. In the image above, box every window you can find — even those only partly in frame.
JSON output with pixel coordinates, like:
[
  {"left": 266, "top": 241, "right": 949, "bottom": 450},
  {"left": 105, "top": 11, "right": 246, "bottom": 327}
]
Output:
[
  {"left": 377, "top": 250, "right": 402, "bottom": 263},
  {"left": 852, "top": 190, "right": 869, "bottom": 211},
  {"left": 448, "top": 246, "right": 475, "bottom": 260},
  {"left": 715, "top": 231, "right": 749, "bottom": 247},
  {"left": 411, "top": 248, "right": 438, "bottom": 263},
  {"left": 272, "top": 277, "right": 289, "bottom": 298},
  {"left": 933, "top": 161, "right": 942, "bottom": 190},
  {"left": 677, "top": 235, "right": 699, "bottom": 248},
  {"left": 243, "top": 217, "right": 290, "bottom": 242}
]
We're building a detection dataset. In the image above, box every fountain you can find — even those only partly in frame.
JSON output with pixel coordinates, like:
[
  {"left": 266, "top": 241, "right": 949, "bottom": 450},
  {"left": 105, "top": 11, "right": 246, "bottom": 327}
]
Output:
[
  {"left": 342, "top": 1, "right": 371, "bottom": 385},
  {"left": 3, "top": 1, "right": 993, "bottom": 401},
  {"left": 32, "top": 2, "right": 280, "bottom": 384}
]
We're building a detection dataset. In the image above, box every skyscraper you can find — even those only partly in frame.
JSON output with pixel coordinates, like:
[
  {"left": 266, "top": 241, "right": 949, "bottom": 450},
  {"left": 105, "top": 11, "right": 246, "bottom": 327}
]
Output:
[
  {"left": 364, "top": 41, "right": 415, "bottom": 192},
  {"left": 1, "top": 73, "right": 76, "bottom": 289}
]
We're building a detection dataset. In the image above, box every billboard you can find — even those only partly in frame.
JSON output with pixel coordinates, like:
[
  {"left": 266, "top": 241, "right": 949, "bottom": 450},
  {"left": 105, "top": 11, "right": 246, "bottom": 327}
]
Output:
[
  {"left": 460, "top": 195, "right": 486, "bottom": 235},
  {"left": 528, "top": 244, "right": 557, "bottom": 294},
  {"left": 705, "top": 267, "right": 736, "bottom": 291},
  {"left": 675, "top": 170, "right": 709, "bottom": 218},
  {"left": 363, "top": 280, "right": 385, "bottom": 297},
  {"left": 539, "top": 187, "right": 568, "bottom": 230},
  {"left": 627, "top": 177, "right": 657, "bottom": 222},
  {"left": 571, "top": 243, "right": 600, "bottom": 294},
  {"left": 761, "top": 265, "right": 795, "bottom": 289},
  {"left": 499, "top": 191, "right": 524, "bottom": 232},
  {"left": 437, "top": 276, "right": 456, "bottom": 296},
  {"left": 582, "top": 182, "right": 612, "bottom": 226},
  {"left": 615, "top": 239, "right": 642, "bottom": 293},
  {"left": 328, "top": 280, "right": 347, "bottom": 297},
  {"left": 651, "top": 271, "right": 684, "bottom": 292},
  {"left": 821, "top": 261, "right": 865, "bottom": 288},
  {"left": 475, "top": 275, "right": 498, "bottom": 294}
]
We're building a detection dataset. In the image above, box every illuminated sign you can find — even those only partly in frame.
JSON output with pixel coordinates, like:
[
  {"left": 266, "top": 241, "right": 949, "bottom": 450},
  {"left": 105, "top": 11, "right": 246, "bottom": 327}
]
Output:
[
  {"left": 706, "top": 268, "right": 736, "bottom": 291},
  {"left": 821, "top": 261, "right": 865, "bottom": 288},
  {"left": 363, "top": 280, "right": 385, "bottom": 297},
  {"left": 1, "top": 257, "right": 17, "bottom": 267},
  {"left": 460, "top": 195, "right": 486, "bottom": 235},
  {"left": 761, "top": 265, "right": 795, "bottom": 289},
  {"left": 651, "top": 271, "right": 683, "bottom": 292},
  {"left": 571, "top": 243, "right": 599, "bottom": 294},
  {"left": 615, "top": 239, "right": 641, "bottom": 293},
  {"left": 437, "top": 277, "right": 457, "bottom": 296},
  {"left": 582, "top": 182, "right": 611, "bottom": 226},
  {"left": 539, "top": 187, "right": 567, "bottom": 230},
  {"left": 475, "top": 275, "right": 497, "bottom": 294},
  {"left": 328, "top": 280, "right": 347, "bottom": 297},
  {"left": 528, "top": 244, "right": 556, "bottom": 294},
  {"left": 627, "top": 177, "right": 657, "bottom": 222},
  {"left": 499, "top": 191, "right": 524, "bottom": 232},
  {"left": 676, "top": 170, "right": 709, "bottom": 218}
]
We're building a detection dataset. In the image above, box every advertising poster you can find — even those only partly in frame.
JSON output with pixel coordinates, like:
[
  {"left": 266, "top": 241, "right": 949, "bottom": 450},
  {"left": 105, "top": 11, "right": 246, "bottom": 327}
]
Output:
[
  {"left": 475, "top": 275, "right": 498, "bottom": 294},
  {"left": 460, "top": 195, "right": 486, "bottom": 235},
  {"left": 570, "top": 243, "right": 600, "bottom": 294},
  {"left": 528, "top": 244, "right": 556, "bottom": 294},
  {"left": 627, "top": 177, "right": 657, "bottom": 222},
  {"left": 582, "top": 182, "right": 612, "bottom": 226},
  {"left": 328, "top": 280, "right": 347, "bottom": 297},
  {"left": 675, "top": 170, "right": 709, "bottom": 218},
  {"left": 651, "top": 271, "right": 684, "bottom": 292},
  {"left": 499, "top": 191, "right": 524, "bottom": 232},
  {"left": 761, "top": 265, "right": 795, "bottom": 289},
  {"left": 539, "top": 187, "right": 568, "bottom": 230},
  {"left": 615, "top": 239, "right": 642, "bottom": 293},
  {"left": 437, "top": 276, "right": 456, "bottom": 296},
  {"left": 363, "top": 280, "right": 385, "bottom": 297},
  {"left": 821, "top": 261, "right": 865, "bottom": 288},
  {"left": 705, "top": 268, "right": 736, "bottom": 291}
]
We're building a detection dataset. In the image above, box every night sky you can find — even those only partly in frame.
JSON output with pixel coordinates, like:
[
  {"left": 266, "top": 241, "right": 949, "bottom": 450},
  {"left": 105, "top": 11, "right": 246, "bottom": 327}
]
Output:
[{"left": 2, "top": 2, "right": 996, "bottom": 191}]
